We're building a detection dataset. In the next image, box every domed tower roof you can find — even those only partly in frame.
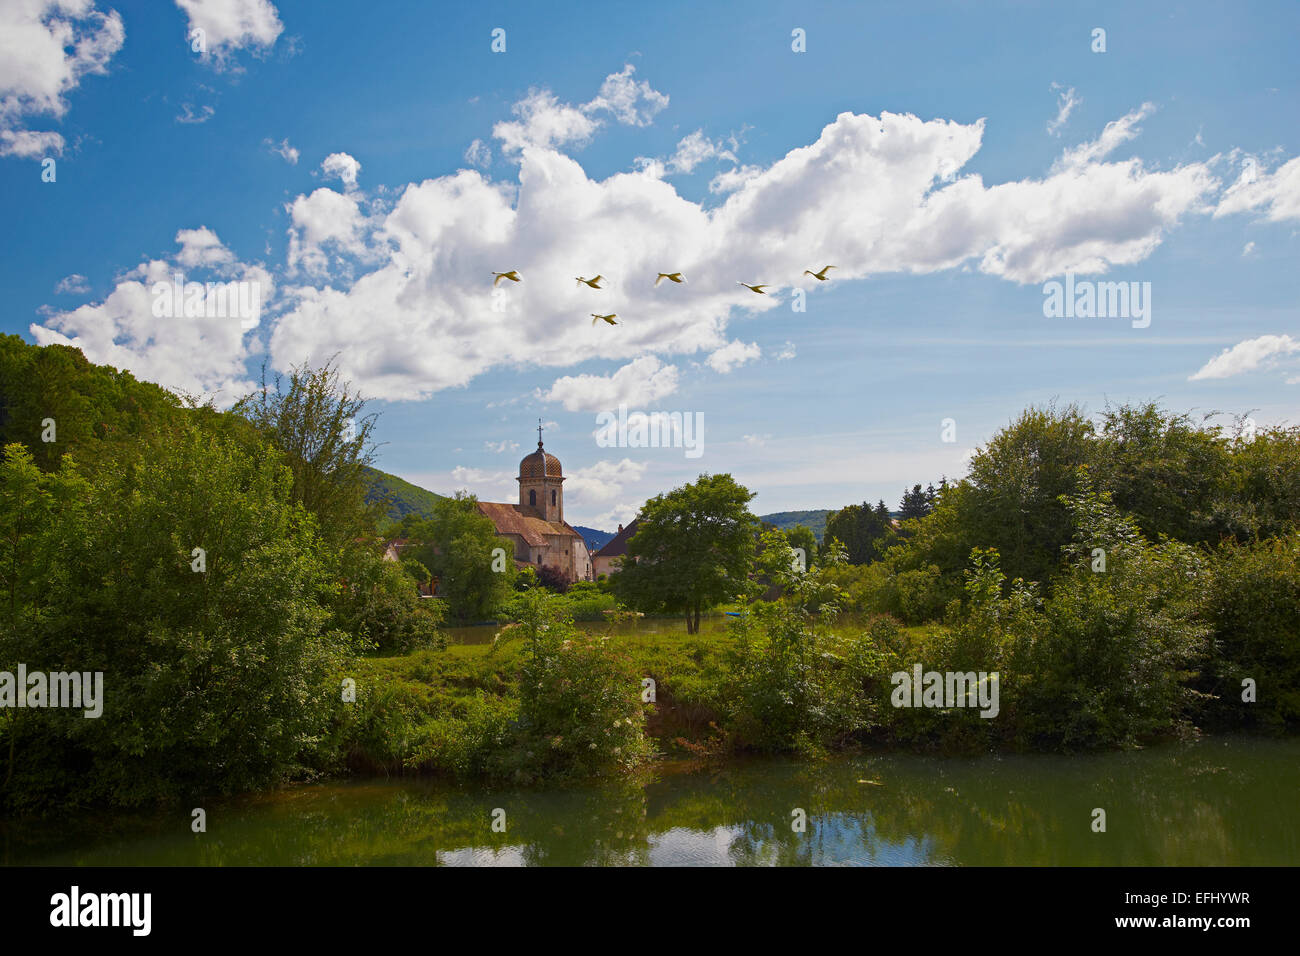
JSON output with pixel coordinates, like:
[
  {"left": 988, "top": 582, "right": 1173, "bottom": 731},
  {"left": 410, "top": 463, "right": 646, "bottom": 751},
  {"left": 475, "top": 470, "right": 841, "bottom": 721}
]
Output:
[
  {"left": 519, "top": 421, "right": 562, "bottom": 479},
  {"left": 519, "top": 443, "right": 562, "bottom": 479}
]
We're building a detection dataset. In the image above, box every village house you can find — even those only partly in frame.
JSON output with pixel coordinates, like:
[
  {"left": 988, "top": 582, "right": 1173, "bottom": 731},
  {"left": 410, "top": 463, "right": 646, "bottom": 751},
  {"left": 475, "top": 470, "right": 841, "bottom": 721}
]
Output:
[{"left": 592, "top": 518, "right": 639, "bottom": 579}]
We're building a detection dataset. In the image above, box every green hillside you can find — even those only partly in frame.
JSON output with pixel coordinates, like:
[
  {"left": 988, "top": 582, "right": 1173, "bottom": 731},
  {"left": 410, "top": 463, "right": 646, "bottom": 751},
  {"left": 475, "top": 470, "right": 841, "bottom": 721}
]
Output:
[
  {"left": 364, "top": 466, "right": 446, "bottom": 522},
  {"left": 759, "top": 509, "right": 833, "bottom": 542}
]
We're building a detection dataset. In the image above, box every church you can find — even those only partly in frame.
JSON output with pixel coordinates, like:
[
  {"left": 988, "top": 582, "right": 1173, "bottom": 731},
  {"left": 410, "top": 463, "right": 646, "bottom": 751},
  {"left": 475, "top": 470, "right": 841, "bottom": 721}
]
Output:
[{"left": 476, "top": 428, "right": 593, "bottom": 583}]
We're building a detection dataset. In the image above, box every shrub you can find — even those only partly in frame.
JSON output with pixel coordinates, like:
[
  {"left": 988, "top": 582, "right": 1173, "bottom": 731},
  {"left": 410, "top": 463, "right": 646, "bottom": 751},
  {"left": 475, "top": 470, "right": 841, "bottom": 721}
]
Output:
[
  {"left": 1199, "top": 534, "right": 1300, "bottom": 730},
  {"left": 1010, "top": 488, "right": 1209, "bottom": 749},
  {"left": 501, "top": 589, "right": 653, "bottom": 781}
]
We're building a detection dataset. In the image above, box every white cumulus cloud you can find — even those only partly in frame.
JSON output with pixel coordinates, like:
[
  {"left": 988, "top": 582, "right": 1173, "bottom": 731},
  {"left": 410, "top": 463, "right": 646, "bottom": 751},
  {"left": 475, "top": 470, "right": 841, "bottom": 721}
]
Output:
[
  {"left": 541, "top": 356, "right": 680, "bottom": 412},
  {"left": 30, "top": 228, "right": 271, "bottom": 402},
  {"left": 175, "top": 0, "right": 283, "bottom": 70},
  {"left": 1190, "top": 334, "right": 1300, "bottom": 381},
  {"left": 0, "top": 0, "right": 124, "bottom": 157},
  {"left": 706, "top": 340, "right": 761, "bottom": 373}
]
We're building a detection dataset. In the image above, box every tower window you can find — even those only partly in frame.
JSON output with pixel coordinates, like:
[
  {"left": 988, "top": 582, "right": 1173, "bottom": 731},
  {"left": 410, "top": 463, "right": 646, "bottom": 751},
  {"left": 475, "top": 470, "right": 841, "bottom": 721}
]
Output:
[
  {"left": 529, "top": 489, "right": 536, "bottom": 506},
  {"left": 551, "top": 489, "right": 556, "bottom": 506}
]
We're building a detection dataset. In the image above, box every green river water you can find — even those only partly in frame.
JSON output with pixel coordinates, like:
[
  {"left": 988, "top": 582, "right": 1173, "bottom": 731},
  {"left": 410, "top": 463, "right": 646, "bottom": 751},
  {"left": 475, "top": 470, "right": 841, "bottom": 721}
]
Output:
[{"left": 4, "top": 736, "right": 1296, "bottom": 866}]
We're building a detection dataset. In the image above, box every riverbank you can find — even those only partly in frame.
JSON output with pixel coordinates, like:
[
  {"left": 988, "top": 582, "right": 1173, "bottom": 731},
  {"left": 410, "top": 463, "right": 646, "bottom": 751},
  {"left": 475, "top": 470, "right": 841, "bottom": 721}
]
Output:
[{"left": 334, "top": 606, "right": 1215, "bottom": 784}]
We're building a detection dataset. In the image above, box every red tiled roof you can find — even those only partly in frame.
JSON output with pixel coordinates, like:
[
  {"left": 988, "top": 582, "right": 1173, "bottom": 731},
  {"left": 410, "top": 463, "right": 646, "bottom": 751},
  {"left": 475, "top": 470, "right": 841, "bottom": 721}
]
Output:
[
  {"left": 594, "top": 518, "right": 639, "bottom": 558},
  {"left": 477, "top": 501, "right": 583, "bottom": 548}
]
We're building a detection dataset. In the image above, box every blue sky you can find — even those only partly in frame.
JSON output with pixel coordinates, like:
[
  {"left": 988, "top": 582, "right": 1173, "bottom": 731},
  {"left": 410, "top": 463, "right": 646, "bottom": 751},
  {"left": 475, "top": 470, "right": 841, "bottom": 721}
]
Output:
[{"left": 2, "top": 0, "right": 1297, "bottom": 529}]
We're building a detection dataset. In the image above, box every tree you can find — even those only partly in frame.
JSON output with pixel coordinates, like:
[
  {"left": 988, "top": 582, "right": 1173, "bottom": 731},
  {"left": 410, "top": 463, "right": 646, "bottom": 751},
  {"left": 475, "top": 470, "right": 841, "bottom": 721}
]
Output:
[
  {"left": 0, "top": 334, "right": 188, "bottom": 473},
  {"left": 963, "top": 403, "right": 1096, "bottom": 586},
  {"left": 824, "top": 500, "right": 892, "bottom": 564},
  {"left": 233, "top": 358, "right": 381, "bottom": 547},
  {"left": 899, "top": 483, "right": 933, "bottom": 521},
  {"left": 613, "top": 474, "right": 759, "bottom": 633},
  {"left": 405, "top": 493, "right": 514, "bottom": 621},
  {"left": 1090, "top": 402, "right": 1231, "bottom": 546},
  {"left": 785, "top": 525, "right": 817, "bottom": 569},
  {"left": 0, "top": 427, "right": 352, "bottom": 810}
]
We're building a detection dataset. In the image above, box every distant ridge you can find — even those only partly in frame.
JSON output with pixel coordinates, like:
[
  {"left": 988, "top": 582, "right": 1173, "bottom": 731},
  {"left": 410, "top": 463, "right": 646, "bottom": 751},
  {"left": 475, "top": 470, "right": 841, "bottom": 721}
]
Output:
[
  {"left": 574, "top": 526, "right": 615, "bottom": 552},
  {"left": 759, "top": 510, "right": 833, "bottom": 542}
]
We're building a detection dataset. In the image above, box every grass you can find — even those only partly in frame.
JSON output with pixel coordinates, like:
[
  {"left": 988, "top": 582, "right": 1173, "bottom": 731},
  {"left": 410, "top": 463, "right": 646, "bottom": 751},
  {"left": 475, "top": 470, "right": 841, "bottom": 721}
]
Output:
[{"left": 346, "top": 615, "right": 938, "bottom": 767}]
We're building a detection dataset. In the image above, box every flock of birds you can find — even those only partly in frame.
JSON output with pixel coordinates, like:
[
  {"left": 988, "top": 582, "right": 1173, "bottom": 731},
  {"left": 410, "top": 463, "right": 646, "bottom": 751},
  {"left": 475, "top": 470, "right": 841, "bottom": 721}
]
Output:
[{"left": 488, "top": 266, "right": 837, "bottom": 326}]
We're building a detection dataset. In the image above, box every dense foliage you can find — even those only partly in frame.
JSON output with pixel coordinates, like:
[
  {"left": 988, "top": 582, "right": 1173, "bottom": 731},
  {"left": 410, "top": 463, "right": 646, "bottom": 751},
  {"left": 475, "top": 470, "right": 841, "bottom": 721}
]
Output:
[
  {"left": 613, "top": 473, "right": 759, "bottom": 633},
  {"left": 0, "top": 340, "right": 440, "bottom": 811},
  {"left": 1, "top": 332, "right": 1295, "bottom": 808}
]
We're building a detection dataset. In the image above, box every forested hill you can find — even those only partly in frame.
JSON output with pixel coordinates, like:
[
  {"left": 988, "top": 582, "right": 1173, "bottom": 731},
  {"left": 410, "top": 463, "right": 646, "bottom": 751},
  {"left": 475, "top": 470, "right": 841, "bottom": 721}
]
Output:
[
  {"left": 364, "top": 466, "right": 446, "bottom": 521},
  {"left": 575, "top": 526, "right": 615, "bottom": 551},
  {"left": 759, "top": 510, "right": 833, "bottom": 542}
]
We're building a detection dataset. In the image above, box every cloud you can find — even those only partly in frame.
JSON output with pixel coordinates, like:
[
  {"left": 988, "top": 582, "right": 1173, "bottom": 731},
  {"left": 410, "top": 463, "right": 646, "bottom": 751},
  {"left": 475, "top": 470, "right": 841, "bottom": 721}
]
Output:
[
  {"left": 449, "top": 465, "right": 513, "bottom": 488},
  {"left": 1190, "top": 334, "right": 1300, "bottom": 381},
  {"left": 1214, "top": 155, "right": 1300, "bottom": 223},
  {"left": 54, "top": 273, "right": 90, "bottom": 295},
  {"left": 492, "top": 64, "right": 666, "bottom": 157},
  {"left": 176, "top": 102, "right": 215, "bottom": 124},
  {"left": 320, "top": 151, "right": 361, "bottom": 188},
  {"left": 743, "top": 433, "right": 771, "bottom": 447},
  {"left": 1053, "top": 102, "right": 1155, "bottom": 171},
  {"left": 638, "top": 129, "right": 737, "bottom": 178},
  {"left": 29, "top": 228, "right": 270, "bottom": 402},
  {"left": 175, "top": 226, "right": 236, "bottom": 269},
  {"left": 709, "top": 164, "right": 763, "bottom": 194},
  {"left": 590, "top": 502, "right": 640, "bottom": 529},
  {"left": 261, "top": 99, "right": 1227, "bottom": 401},
  {"left": 705, "top": 339, "right": 761, "bottom": 373},
  {"left": 53, "top": 63, "right": 1253, "bottom": 408},
  {"left": 464, "top": 138, "right": 491, "bottom": 168},
  {"left": 0, "top": 0, "right": 124, "bottom": 157},
  {"left": 1046, "top": 84, "right": 1080, "bottom": 137},
  {"left": 669, "top": 130, "right": 733, "bottom": 173},
  {"left": 564, "top": 458, "right": 648, "bottom": 503},
  {"left": 541, "top": 356, "right": 680, "bottom": 412},
  {"left": 175, "top": 0, "right": 283, "bottom": 70},
  {"left": 485, "top": 439, "right": 519, "bottom": 453},
  {"left": 285, "top": 187, "right": 367, "bottom": 275},
  {"left": 775, "top": 340, "right": 797, "bottom": 360},
  {"left": 265, "top": 137, "right": 298, "bottom": 164},
  {"left": 1241, "top": 241, "right": 1255, "bottom": 257},
  {"left": 493, "top": 88, "right": 598, "bottom": 155},
  {"left": 586, "top": 64, "right": 668, "bottom": 126}
]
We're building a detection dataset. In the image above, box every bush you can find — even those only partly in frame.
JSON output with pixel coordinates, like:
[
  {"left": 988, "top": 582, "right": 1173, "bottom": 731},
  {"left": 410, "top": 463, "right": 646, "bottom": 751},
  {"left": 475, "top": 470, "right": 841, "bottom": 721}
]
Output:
[
  {"left": 558, "top": 581, "right": 618, "bottom": 620},
  {"left": 504, "top": 589, "right": 653, "bottom": 780},
  {"left": 1199, "top": 534, "right": 1300, "bottom": 730},
  {"left": 1008, "top": 488, "right": 1209, "bottom": 749},
  {"left": 332, "top": 547, "right": 447, "bottom": 655},
  {"left": 724, "top": 547, "right": 880, "bottom": 753},
  {"left": 0, "top": 432, "right": 353, "bottom": 811}
]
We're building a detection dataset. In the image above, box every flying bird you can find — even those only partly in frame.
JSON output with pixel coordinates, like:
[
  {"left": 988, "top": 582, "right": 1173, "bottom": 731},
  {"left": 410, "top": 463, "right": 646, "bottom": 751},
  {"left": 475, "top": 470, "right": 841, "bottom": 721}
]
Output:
[
  {"left": 655, "top": 272, "right": 685, "bottom": 286},
  {"left": 591, "top": 313, "right": 619, "bottom": 326},
  {"left": 575, "top": 275, "right": 605, "bottom": 289},
  {"left": 803, "top": 265, "right": 837, "bottom": 281},
  {"left": 491, "top": 271, "right": 521, "bottom": 286},
  {"left": 738, "top": 282, "right": 769, "bottom": 294}
]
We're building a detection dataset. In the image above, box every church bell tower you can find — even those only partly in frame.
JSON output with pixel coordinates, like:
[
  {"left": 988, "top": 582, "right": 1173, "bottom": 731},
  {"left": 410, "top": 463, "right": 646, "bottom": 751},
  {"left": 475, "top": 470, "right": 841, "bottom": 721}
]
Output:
[{"left": 517, "top": 420, "right": 564, "bottom": 522}]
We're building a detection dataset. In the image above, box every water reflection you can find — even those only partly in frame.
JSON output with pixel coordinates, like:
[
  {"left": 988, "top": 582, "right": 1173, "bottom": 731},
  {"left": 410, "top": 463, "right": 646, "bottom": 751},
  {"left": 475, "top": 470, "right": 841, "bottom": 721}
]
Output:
[{"left": 4, "top": 736, "right": 1296, "bottom": 866}]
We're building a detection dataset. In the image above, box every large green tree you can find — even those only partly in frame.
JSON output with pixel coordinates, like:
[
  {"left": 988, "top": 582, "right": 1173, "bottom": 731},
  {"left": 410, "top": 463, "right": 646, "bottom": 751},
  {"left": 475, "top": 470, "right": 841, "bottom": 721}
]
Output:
[
  {"left": 405, "top": 493, "right": 514, "bottom": 622},
  {"left": 823, "top": 499, "right": 892, "bottom": 565},
  {"left": 0, "top": 427, "right": 352, "bottom": 811},
  {"left": 613, "top": 473, "right": 758, "bottom": 633},
  {"left": 233, "top": 359, "right": 381, "bottom": 547}
]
